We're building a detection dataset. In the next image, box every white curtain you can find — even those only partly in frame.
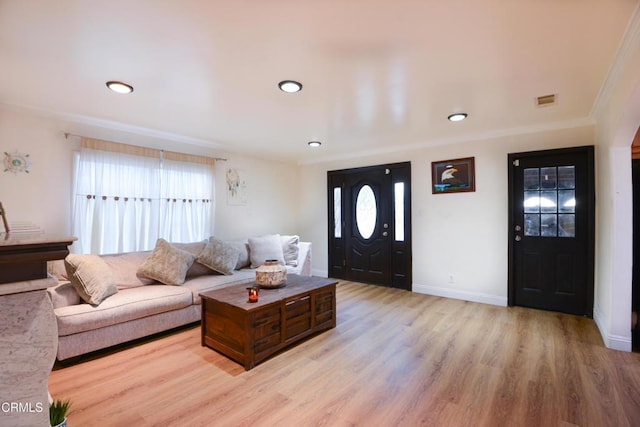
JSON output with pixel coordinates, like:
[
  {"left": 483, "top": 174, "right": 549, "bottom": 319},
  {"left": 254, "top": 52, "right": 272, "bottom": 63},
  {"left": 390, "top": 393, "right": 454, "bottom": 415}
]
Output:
[
  {"left": 159, "top": 154, "right": 214, "bottom": 243},
  {"left": 72, "top": 139, "right": 215, "bottom": 255}
]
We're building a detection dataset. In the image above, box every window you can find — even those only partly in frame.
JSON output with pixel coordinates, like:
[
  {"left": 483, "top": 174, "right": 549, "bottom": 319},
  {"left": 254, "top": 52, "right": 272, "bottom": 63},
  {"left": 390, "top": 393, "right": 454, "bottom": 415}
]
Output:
[
  {"left": 72, "top": 138, "right": 215, "bottom": 254},
  {"left": 355, "top": 184, "right": 377, "bottom": 239},
  {"left": 333, "top": 186, "right": 342, "bottom": 238},
  {"left": 394, "top": 182, "right": 405, "bottom": 241},
  {"left": 523, "top": 165, "right": 575, "bottom": 238}
]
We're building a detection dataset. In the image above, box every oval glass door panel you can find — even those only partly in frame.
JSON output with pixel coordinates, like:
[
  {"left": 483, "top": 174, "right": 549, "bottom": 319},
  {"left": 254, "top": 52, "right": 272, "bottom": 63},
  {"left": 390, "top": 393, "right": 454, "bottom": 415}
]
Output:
[{"left": 356, "top": 185, "right": 377, "bottom": 239}]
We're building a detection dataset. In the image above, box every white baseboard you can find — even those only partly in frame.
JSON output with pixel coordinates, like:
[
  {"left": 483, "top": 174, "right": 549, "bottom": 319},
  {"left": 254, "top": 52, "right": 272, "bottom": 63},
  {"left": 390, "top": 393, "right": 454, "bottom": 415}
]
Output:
[
  {"left": 412, "top": 283, "right": 508, "bottom": 307},
  {"left": 311, "top": 269, "right": 328, "bottom": 278},
  {"left": 317, "top": 277, "right": 507, "bottom": 306},
  {"left": 593, "top": 305, "right": 632, "bottom": 352},
  {"left": 321, "top": 278, "right": 633, "bottom": 350}
]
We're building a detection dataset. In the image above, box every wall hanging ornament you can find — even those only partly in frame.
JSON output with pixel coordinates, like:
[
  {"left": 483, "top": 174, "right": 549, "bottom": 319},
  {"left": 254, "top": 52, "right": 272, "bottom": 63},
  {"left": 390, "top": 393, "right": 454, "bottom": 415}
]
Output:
[
  {"left": 226, "top": 168, "right": 247, "bottom": 205},
  {"left": 3, "top": 151, "right": 31, "bottom": 174}
]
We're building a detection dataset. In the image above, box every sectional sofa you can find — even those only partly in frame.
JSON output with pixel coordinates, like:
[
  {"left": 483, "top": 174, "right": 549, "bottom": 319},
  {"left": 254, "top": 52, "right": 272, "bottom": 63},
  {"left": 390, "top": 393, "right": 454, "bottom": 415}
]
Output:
[{"left": 47, "top": 235, "right": 311, "bottom": 361}]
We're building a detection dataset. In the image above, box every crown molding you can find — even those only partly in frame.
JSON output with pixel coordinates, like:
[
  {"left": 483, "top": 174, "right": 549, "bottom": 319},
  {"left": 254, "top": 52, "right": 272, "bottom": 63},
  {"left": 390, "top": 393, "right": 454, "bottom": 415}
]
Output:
[
  {"left": 298, "top": 117, "right": 595, "bottom": 166},
  {"left": 0, "top": 102, "right": 228, "bottom": 150},
  {"left": 591, "top": 3, "right": 640, "bottom": 120}
]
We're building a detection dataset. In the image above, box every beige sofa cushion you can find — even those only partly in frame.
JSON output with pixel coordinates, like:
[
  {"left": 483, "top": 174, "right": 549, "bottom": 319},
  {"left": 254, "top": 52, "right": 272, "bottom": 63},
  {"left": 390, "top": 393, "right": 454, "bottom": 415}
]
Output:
[
  {"left": 48, "top": 281, "right": 81, "bottom": 308},
  {"left": 101, "top": 242, "right": 208, "bottom": 290},
  {"left": 101, "top": 251, "right": 155, "bottom": 289},
  {"left": 183, "top": 269, "right": 255, "bottom": 305},
  {"left": 65, "top": 254, "right": 118, "bottom": 305},
  {"left": 137, "top": 239, "right": 196, "bottom": 285},
  {"left": 55, "top": 285, "right": 192, "bottom": 336},
  {"left": 171, "top": 241, "right": 211, "bottom": 277},
  {"left": 227, "top": 240, "right": 250, "bottom": 269},
  {"left": 48, "top": 259, "right": 68, "bottom": 281}
]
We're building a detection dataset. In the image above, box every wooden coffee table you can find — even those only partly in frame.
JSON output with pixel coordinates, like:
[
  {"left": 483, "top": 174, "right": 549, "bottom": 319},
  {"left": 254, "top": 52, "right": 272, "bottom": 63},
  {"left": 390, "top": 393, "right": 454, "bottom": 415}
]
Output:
[{"left": 200, "top": 274, "right": 337, "bottom": 370}]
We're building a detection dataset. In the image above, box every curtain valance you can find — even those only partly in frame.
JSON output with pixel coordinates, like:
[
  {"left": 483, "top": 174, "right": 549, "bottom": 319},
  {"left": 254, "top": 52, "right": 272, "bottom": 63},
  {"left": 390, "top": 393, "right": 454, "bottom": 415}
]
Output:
[{"left": 80, "top": 137, "right": 216, "bottom": 166}]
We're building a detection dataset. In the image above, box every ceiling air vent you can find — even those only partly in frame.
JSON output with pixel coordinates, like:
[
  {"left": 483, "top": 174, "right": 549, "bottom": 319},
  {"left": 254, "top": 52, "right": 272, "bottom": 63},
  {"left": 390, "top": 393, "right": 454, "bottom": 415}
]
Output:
[{"left": 536, "top": 94, "right": 556, "bottom": 107}]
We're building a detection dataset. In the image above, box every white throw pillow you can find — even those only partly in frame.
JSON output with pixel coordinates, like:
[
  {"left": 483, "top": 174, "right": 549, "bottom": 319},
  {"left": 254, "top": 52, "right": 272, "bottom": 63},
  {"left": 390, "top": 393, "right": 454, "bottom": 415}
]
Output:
[
  {"left": 248, "top": 234, "right": 285, "bottom": 268},
  {"left": 281, "top": 235, "right": 300, "bottom": 267}
]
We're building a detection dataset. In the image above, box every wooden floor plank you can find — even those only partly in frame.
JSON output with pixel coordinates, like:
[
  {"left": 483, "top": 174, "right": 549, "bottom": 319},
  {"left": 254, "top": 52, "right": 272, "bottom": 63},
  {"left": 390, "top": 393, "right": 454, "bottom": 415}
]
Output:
[{"left": 49, "top": 281, "right": 640, "bottom": 426}]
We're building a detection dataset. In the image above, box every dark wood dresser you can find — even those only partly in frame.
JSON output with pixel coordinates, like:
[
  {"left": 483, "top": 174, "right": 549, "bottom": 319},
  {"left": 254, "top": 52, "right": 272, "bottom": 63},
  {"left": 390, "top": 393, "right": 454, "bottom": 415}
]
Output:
[{"left": 0, "top": 233, "right": 75, "bottom": 426}]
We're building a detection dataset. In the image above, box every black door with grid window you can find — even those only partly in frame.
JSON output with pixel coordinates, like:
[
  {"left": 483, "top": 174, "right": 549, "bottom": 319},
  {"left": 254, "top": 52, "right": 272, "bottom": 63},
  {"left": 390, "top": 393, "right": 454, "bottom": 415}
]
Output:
[{"left": 508, "top": 146, "right": 595, "bottom": 316}]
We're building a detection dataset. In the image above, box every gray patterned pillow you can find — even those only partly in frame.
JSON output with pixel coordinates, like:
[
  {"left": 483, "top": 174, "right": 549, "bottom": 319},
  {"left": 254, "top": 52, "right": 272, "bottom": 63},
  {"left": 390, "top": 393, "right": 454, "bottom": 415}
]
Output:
[
  {"left": 65, "top": 254, "right": 117, "bottom": 305},
  {"left": 197, "top": 237, "right": 240, "bottom": 275},
  {"left": 136, "top": 239, "right": 196, "bottom": 285}
]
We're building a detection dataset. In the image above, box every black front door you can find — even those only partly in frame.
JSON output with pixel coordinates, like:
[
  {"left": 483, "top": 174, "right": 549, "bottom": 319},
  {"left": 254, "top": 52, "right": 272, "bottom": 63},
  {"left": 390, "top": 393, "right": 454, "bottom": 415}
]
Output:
[
  {"left": 328, "top": 162, "right": 411, "bottom": 290},
  {"left": 508, "top": 146, "right": 595, "bottom": 316}
]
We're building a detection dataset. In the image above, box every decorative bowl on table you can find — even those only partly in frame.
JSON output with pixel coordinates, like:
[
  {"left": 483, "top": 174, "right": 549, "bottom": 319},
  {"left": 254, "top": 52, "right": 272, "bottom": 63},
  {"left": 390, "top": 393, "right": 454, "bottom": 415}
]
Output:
[{"left": 255, "top": 260, "right": 287, "bottom": 288}]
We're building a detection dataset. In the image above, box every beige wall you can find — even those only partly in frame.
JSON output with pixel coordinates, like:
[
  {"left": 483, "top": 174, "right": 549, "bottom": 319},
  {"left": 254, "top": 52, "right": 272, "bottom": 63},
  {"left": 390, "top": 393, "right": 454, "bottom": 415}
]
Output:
[
  {"left": 0, "top": 108, "right": 73, "bottom": 234},
  {"left": 298, "top": 125, "right": 595, "bottom": 305},
  {"left": 592, "top": 17, "right": 640, "bottom": 350},
  {"left": 0, "top": 106, "right": 299, "bottom": 243},
  {"left": 213, "top": 155, "right": 300, "bottom": 240}
]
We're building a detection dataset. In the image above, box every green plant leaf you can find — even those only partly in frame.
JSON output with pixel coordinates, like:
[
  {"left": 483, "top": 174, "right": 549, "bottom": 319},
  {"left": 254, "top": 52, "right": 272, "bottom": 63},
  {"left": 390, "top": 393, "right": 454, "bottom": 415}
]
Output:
[{"left": 49, "top": 399, "right": 71, "bottom": 426}]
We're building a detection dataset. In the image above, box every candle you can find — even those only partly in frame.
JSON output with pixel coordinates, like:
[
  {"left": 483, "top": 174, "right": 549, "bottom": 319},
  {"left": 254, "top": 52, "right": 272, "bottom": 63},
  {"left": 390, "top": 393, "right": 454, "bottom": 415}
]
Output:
[{"left": 247, "top": 287, "right": 259, "bottom": 303}]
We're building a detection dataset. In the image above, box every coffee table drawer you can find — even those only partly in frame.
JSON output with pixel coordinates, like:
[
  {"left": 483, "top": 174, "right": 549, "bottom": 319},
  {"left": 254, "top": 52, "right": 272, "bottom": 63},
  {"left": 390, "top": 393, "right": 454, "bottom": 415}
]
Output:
[
  {"left": 252, "top": 306, "right": 281, "bottom": 340},
  {"left": 285, "top": 294, "right": 312, "bottom": 340},
  {"left": 285, "top": 294, "right": 311, "bottom": 316},
  {"left": 254, "top": 332, "right": 281, "bottom": 355},
  {"left": 315, "top": 289, "right": 335, "bottom": 327}
]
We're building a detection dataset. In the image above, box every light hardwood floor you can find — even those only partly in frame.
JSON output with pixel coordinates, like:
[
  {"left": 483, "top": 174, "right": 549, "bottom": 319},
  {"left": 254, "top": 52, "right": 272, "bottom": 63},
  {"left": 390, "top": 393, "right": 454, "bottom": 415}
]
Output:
[{"left": 49, "top": 281, "right": 640, "bottom": 426}]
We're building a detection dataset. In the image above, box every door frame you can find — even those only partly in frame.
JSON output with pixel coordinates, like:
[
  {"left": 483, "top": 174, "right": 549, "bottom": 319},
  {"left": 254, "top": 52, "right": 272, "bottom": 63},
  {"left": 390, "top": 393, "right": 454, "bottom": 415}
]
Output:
[
  {"left": 507, "top": 146, "right": 595, "bottom": 316},
  {"left": 327, "top": 162, "right": 412, "bottom": 290}
]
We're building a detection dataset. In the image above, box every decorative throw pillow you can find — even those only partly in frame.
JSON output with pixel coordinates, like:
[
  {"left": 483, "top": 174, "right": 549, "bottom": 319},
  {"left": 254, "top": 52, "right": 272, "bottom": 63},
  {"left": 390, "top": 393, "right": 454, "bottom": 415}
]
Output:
[
  {"left": 136, "top": 238, "right": 196, "bottom": 285},
  {"left": 281, "top": 235, "right": 300, "bottom": 267},
  {"left": 64, "top": 254, "right": 118, "bottom": 305},
  {"left": 171, "top": 241, "right": 210, "bottom": 277},
  {"left": 248, "top": 234, "right": 285, "bottom": 268},
  {"left": 196, "top": 237, "right": 240, "bottom": 275}
]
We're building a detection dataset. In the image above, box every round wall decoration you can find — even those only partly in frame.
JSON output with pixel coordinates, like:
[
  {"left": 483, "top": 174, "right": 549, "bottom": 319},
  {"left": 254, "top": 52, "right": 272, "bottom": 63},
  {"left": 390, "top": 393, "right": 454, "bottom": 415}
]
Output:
[{"left": 3, "top": 151, "right": 31, "bottom": 174}]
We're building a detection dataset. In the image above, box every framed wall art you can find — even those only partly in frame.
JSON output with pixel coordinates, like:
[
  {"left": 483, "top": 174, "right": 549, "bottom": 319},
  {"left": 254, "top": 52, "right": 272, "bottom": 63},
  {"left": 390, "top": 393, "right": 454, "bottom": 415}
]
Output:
[{"left": 431, "top": 157, "right": 475, "bottom": 194}]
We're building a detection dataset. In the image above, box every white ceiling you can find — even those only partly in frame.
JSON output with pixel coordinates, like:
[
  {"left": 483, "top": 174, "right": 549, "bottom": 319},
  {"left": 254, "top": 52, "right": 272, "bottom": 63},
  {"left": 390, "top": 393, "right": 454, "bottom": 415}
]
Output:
[{"left": 0, "top": 0, "right": 637, "bottom": 164}]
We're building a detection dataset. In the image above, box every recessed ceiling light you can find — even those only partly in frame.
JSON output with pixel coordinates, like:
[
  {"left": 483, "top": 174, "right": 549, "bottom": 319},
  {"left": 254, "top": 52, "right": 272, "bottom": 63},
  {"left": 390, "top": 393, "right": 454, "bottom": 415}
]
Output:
[
  {"left": 106, "top": 81, "right": 134, "bottom": 94},
  {"left": 448, "top": 113, "right": 467, "bottom": 122},
  {"left": 308, "top": 141, "right": 321, "bottom": 148},
  {"left": 278, "top": 80, "right": 302, "bottom": 93}
]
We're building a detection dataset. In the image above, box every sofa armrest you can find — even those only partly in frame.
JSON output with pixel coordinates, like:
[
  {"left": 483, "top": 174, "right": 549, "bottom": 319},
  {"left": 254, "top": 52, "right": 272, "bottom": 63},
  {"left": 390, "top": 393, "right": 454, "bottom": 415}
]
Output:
[
  {"left": 47, "top": 280, "right": 81, "bottom": 309},
  {"left": 287, "top": 242, "right": 312, "bottom": 276}
]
